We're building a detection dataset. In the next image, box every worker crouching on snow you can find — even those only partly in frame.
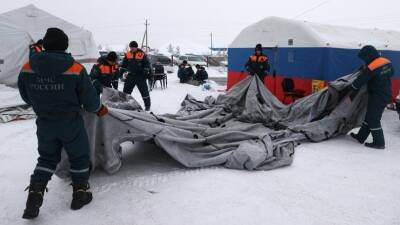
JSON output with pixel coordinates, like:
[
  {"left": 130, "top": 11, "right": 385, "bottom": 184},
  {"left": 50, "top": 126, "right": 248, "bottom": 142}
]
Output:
[
  {"left": 348, "top": 45, "right": 394, "bottom": 149},
  {"left": 177, "top": 60, "right": 194, "bottom": 83},
  {"left": 193, "top": 64, "right": 208, "bottom": 85},
  {"left": 18, "top": 28, "right": 108, "bottom": 219},
  {"left": 90, "top": 51, "right": 120, "bottom": 95},
  {"left": 245, "top": 43, "right": 270, "bottom": 81}
]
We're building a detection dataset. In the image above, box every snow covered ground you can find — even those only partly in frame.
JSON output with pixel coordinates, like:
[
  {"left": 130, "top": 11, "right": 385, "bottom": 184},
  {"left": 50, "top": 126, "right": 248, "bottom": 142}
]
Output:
[
  {"left": 0, "top": 73, "right": 399, "bottom": 225},
  {"left": 0, "top": 84, "right": 25, "bottom": 108}
]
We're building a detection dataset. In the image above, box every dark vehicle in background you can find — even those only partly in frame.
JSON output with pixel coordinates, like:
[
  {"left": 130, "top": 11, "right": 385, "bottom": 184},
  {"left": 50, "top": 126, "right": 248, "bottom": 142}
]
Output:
[
  {"left": 177, "top": 55, "right": 207, "bottom": 67},
  {"left": 148, "top": 54, "right": 174, "bottom": 73},
  {"left": 148, "top": 54, "right": 172, "bottom": 66}
]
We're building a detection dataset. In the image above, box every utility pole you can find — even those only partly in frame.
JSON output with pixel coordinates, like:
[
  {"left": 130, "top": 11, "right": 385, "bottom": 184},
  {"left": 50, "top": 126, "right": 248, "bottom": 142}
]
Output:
[
  {"left": 210, "top": 32, "right": 213, "bottom": 55},
  {"left": 141, "top": 19, "right": 149, "bottom": 53}
]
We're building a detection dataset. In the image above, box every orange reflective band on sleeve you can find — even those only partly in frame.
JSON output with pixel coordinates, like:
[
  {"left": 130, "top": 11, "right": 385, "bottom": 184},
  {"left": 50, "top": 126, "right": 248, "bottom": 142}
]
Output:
[
  {"left": 21, "top": 62, "right": 34, "bottom": 73},
  {"left": 63, "top": 62, "right": 83, "bottom": 75},
  {"left": 368, "top": 57, "right": 391, "bottom": 71}
]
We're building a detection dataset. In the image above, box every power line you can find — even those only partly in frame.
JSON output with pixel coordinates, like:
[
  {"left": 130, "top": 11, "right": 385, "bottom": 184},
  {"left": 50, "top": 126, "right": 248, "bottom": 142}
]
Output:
[
  {"left": 88, "top": 22, "right": 143, "bottom": 30},
  {"left": 292, "top": 0, "right": 330, "bottom": 19}
]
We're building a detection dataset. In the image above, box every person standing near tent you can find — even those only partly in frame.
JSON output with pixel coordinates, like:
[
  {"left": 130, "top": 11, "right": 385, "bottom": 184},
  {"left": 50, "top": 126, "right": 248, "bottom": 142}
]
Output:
[
  {"left": 90, "top": 51, "right": 120, "bottom": 95},
  {"left": 29, "top": 39, "right": 43, "bottom": 58},
  {"left": 245, "top": 43, "right": 270, "bottom": 82},
  {"left": 348, "top": 45, "right": 394, "bottom": 149},
  {"left": 121, "top": 41, "right": 152, "bottom": 111},
  {"left": 18, "top": 28, "right": 108, "bottom": 219}
]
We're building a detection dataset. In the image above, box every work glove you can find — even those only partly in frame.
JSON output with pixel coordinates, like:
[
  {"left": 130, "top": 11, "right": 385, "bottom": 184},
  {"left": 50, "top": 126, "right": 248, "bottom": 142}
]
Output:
[{"left": 96, "top": 104, "right": 108, "bottom": 117}]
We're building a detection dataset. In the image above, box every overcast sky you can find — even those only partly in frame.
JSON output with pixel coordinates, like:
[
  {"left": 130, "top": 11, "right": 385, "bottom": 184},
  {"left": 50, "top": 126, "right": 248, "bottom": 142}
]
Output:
[{"left": 2, "top": 0, "right": 400, "bottom": 49}]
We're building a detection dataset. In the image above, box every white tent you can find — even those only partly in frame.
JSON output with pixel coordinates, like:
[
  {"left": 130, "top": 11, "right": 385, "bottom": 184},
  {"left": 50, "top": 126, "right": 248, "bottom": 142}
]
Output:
[
  {"left": 0, "top": 4, "right": 99, "bottom": 85},
  {"left": 230, "top": 16, "right": 400, "bottom": 50}
]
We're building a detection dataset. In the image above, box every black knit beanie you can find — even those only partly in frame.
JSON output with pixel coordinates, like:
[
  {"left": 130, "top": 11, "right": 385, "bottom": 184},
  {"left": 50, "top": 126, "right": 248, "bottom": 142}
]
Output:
[
  {"left": 358, "top": 45, "right": 380, "bottom": 64},
  {"left": 43, "top": 28, "right": 69, "bottom": 51},
  {"left": 129, "top": 41, "right": 138, "bottom": 48}
]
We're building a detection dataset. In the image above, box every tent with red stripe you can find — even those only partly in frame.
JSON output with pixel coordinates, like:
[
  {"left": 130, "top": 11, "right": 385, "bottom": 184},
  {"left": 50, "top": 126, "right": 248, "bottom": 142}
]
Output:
[{"left": 228, "top": 17, "right": 400, "bottom": 103}]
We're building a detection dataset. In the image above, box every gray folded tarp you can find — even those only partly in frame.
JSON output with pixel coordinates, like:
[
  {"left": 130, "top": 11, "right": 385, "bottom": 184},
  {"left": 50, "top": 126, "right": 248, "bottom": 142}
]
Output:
[
  {"left": 0, "top": 85, "right": 36, "bottom": 123},
  {"left": 56, "top": 72, "right": 367, "bottom": 178},
  {"left": 0, "top": 104, "right": 35, "bottom": 123}
]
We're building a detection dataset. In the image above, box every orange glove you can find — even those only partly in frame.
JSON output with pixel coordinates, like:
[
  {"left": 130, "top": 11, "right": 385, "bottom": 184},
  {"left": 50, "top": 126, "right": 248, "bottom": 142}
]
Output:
[{"left": 96, "top": 104, "right": 108, "bottom": 117}]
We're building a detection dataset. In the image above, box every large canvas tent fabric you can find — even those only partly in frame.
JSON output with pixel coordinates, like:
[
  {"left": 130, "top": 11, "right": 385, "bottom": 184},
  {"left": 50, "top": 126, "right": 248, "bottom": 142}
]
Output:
[
  {"left": 228, "top": 17, "right": 400, "bottom": 101},
  {"left": 55, "top": 72, "right": 367, "bottom": 177},
  {"left": 0, "top": 4, "right": 98, "bottom": 85}
]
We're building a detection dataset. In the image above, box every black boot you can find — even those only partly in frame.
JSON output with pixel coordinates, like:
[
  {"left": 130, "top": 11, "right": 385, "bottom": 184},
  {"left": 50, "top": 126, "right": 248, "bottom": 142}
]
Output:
[
  {"left": 352, "top": 123, "right": 370, "bottom": 144},
  {"left": 365, "top": 129, "right": 385, "bottom": 149},
  {"left": 71, "top": 182, "right": 92, "bottom": 210},
  {"left": 365, "top": 142, "right": 385, "bottom": 149},
  {"left": 350, "top": 133, "right": 363, "bottom": 144},
  {"left": 22, "top": 183, "right": 47, "bottom": 219}
]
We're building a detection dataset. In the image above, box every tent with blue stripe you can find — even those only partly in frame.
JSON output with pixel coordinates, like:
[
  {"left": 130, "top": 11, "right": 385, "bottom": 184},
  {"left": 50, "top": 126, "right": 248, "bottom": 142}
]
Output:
[{"left": 228, "top": 17, "right": 400, "bottom": 103}]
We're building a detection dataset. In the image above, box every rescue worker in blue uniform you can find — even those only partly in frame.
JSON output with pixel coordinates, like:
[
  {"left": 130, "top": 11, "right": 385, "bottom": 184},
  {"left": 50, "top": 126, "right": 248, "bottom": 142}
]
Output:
[
  {"left": 348, "top": 45, "right": 394, "bottom": 149},
  {"left": 245, "top": 43, "right": 270, "bottom": 81},
  {"left": 90, "top": 51, "right": 120, "bottom": 94},
  {"left": 121, "top": 41, "right": 152, "bottom": 111},
  {"left": 18, "top": 28, "right": 108, "bottom": 219}
]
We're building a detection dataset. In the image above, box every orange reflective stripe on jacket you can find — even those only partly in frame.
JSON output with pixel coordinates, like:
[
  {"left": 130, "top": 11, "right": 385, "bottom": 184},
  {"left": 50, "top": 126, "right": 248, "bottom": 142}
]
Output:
[
  {"left": 112, "top": 65, "right": 118, "bottom": 72},
  {"left": 250, "top": 55, "right": 268, "bottom": 62},
  {"left": 259, "top": 55, "right": 268, "bottom": 62},
  {"left": 368, "top": 57, "right": 391, "bottom": 71},
  {"left": 98, "top": 64, "right": 118, "bottom": 74},
  {"left": 126, "top": 52, "right": 134, "bottom": 59},
  {"left": 135, "top": 52, "right": 144, "bottom": 60},
  {"left": 126, "top": 51, "right": 145, "bottom": 60},
  {"left": 21, "top": 62, "right": 34, "bottom": 73},
  {"left": 99, "top": 65, "right": 111, "bottom": 74},
  {"left": 63, "top": 62, "right": 83, "bottom": 75}
]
